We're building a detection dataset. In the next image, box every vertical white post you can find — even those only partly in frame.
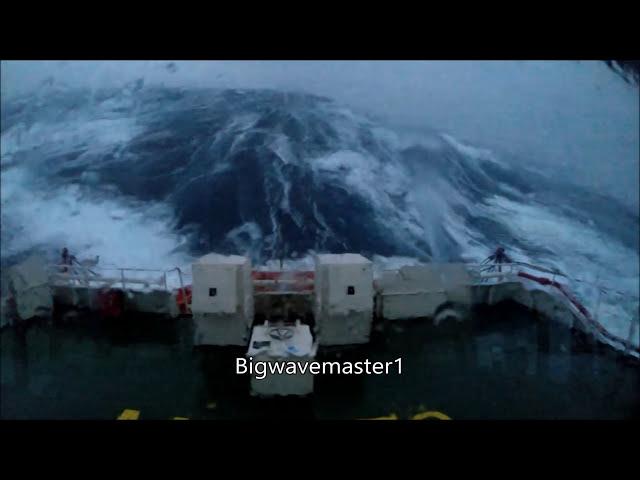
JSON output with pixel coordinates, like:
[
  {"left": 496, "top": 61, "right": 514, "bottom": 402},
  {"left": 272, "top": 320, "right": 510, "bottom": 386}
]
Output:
[
  {"left": 625, "top": 308, "right": 638, "bottom": 354},
  {"left": 595, "top": 289, "right": 603, "bottom": 321},
  {"left": 177, "top": 267, "right": 188, "bottom": 314},
  {"left": 593, "top": 267, "right": 602, "bottom": 324}
]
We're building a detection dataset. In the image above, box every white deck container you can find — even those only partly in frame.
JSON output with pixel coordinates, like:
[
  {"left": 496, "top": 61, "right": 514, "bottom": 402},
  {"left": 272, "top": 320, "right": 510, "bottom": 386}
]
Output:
[
  {"left": 191, "top": 253, "right": 253, "bottom": 346},
  {"left": 314, "top": 253, "right": 373, "bottom": 346},
  {"left": 4, "top": 254, "right": 53, "bottom": 322},
  {"left": 375, "top": 264, "right": 473, "bottom": 321}
]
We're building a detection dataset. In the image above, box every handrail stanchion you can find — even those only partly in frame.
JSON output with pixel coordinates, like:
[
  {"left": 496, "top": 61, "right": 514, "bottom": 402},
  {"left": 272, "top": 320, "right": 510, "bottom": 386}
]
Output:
[
  {"left": 594, "top": 286, "right": 603, "bottom": 325},
  {"left": 626, "top": 316, "right": 639, "bottom": 354}
]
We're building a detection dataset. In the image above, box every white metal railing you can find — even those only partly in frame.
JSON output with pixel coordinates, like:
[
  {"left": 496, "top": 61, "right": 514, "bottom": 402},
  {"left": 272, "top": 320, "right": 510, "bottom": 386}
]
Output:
[
  {"left": 47, "top": 264, "right": 188, "bottom": 292},
  {"left": 466, "top": 261, "right": 565, "bottom": 284},
  {"left": 379, "top": 261, "right": 566, "bottom": 286},
  {"left": 47, "top": 263, "right": 195, "bottom": 314},
  {"left": 378, "top": 261, "right": 639, "bottom": 356},
  {"left": 468, "top": 261, "right": 638, "bottom": 299},
  {"left": 45, "top": 259, "right": 637, "bottom": 353}
]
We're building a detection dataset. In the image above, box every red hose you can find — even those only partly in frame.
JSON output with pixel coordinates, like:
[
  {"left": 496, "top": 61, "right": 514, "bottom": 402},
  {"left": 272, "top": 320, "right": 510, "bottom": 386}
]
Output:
[
  {"left": 175, "top": 285, "right": 192, "bottom": 314},
  {"left": 516, "top": 271, "right": 638, "bottom": 354}
]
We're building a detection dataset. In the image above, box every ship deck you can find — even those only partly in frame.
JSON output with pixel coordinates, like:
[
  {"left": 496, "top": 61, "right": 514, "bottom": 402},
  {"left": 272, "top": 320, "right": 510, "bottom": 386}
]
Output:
[{"left": 1, "top": 301, "right": 638, "bottom": 420}]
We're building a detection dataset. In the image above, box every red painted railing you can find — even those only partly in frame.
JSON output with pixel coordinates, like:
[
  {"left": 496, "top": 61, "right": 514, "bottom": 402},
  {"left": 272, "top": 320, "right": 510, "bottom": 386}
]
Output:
[{"left": 252, "top": 271, "right": 314, "bottom": 293}]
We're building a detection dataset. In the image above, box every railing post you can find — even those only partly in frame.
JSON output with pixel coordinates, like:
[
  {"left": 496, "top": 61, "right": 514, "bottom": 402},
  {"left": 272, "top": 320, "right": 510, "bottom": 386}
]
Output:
[
  {"left": 121, "top": 269, "right": 126, "bottom": 290},
  {"left": 625, "top": 308, "right": 638, "bottom": 354},
  {"left": 593, "top": 288, "right": 603, "bottom": 326}
]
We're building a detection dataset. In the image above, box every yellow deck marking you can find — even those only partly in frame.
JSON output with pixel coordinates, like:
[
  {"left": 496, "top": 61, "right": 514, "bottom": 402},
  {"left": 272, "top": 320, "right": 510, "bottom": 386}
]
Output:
[
  {"left": 411, "top": 411, "right": 452, "bottom": 420},
  {"left": 173, "top": 417, "right": 189, "bottom": 420},
  {"left": 361, "top": 413, "right": 399, "bottom": 420},
  {"left": 117, "top": 409, "right": 140, "bottom": 420}
]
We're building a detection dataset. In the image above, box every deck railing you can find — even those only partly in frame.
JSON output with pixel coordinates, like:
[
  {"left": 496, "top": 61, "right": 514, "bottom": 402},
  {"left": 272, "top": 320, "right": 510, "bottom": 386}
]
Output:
[
  {"left": 380, "top": 261, "right": 639, "bottom": 356},
  {"left": 46, "top": 260, "right": 637, "bottom": 355},
  {"left": 48, "top": 264, "right": 174, "bottom": 291}
]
